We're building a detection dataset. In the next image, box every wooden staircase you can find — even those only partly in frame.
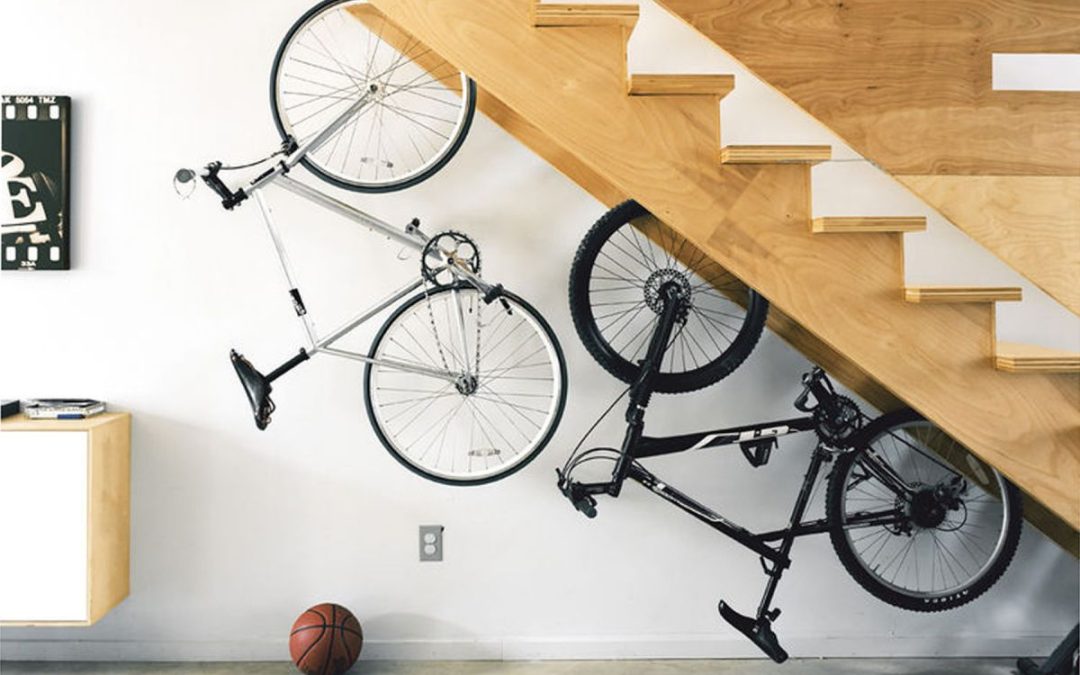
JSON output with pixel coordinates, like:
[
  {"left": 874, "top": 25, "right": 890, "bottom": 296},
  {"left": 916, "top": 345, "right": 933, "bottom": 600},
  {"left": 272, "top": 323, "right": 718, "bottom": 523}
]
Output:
[
  {"left": 366, "top": 0, "right": 1080, "bottom": 539},
  {"left": 656, "top": 0, "right": 1080, "bottom": 316}
]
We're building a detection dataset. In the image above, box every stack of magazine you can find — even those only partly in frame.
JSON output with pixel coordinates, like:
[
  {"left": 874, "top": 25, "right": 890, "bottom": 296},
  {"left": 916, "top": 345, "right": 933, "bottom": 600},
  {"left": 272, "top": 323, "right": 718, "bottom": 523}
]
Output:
[{"left": 22, "top": 399, "right": 105, "bottom": 420}]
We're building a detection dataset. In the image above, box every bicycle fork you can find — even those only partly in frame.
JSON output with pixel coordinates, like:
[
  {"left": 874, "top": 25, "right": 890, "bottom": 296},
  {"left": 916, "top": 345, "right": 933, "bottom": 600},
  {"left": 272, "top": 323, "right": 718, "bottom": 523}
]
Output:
[{"left": 608, "top": 282, "right": 684, "bottom": 496}]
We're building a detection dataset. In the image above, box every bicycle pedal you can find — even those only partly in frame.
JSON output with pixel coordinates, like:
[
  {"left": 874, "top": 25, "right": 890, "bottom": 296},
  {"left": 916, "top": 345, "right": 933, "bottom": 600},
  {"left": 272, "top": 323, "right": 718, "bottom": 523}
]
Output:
[{"left": 718, "top": 600, "right": 789, "bottom": 664}]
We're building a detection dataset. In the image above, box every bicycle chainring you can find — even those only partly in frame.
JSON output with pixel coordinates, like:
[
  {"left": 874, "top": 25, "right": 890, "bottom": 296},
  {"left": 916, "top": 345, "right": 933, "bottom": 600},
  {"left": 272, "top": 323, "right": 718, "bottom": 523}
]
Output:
[
  {"left": 421, "top": 230, "right": 481, "bottom": 286},
  {"left": 813, "top": 394, "right": 863, "bottom": 447}
]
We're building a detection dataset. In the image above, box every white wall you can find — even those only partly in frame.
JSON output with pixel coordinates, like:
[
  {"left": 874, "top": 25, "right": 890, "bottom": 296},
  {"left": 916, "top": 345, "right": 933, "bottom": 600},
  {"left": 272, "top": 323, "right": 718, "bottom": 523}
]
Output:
[{"left": 1, "top": 0, "right": 1077, "bottom": 663}]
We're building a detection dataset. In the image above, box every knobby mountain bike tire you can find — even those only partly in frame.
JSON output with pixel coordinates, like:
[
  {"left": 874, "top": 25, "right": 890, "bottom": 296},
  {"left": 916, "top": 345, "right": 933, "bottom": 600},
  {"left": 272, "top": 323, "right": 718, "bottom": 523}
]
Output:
[
  {"left": 568, "top": 199, "right": 769, "bottom": 393},
  {"left": 825, "top": 408, "right": 1022, "bottom": 612}
]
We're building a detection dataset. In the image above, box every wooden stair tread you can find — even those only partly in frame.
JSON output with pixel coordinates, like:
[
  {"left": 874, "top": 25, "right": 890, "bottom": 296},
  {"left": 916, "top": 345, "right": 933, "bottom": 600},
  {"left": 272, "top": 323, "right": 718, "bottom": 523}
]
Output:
[
  {"left": 904, "top": 286, "right": 1023, "bottom": 303},
  {"left": 996, "top": 342, "right": 1080, "bottom": 373},
  {"left": 629, "top": 74, "right": 734, "bottom": 98},
  {"left": 533, "top": 3, "right": 639, "bottom": 27},
  {"left": 812, "top": 216, "right": 926, "bottom": 234},
  {"left": 720, "top": 145, "right": 831, "bottom": 165}
]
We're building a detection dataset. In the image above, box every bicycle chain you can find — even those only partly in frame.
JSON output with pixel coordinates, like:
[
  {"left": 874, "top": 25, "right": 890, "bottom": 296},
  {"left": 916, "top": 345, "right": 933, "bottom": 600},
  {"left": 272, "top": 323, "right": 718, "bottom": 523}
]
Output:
[{"left": 421, "top": 231, "right": 484, "bottom": 387}]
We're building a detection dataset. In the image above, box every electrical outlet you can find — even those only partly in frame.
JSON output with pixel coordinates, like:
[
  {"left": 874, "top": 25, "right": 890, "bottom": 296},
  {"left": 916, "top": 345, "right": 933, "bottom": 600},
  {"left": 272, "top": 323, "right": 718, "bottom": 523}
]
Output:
[{"left": 419, "top": 525, "right": 443, "bottom": 562}]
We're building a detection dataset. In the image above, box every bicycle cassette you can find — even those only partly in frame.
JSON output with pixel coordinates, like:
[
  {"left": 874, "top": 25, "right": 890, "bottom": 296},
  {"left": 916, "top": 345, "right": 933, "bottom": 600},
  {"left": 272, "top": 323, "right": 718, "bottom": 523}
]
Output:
[{"left": 421, "top": 230, "right": 481, "bottom": 286}]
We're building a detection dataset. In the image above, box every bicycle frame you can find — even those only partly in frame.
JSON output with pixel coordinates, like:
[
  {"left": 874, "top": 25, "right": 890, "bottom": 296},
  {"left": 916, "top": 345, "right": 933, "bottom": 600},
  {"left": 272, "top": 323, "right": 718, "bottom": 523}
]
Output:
[
  {"left": 571, "top": 413, "right": 903, "bottom": 568},
  {"left": 203, "top": 89, "right": 498, "bottom": 384},
  {"left": 558, "top": 284, "right": 906, "bottom": 660}
]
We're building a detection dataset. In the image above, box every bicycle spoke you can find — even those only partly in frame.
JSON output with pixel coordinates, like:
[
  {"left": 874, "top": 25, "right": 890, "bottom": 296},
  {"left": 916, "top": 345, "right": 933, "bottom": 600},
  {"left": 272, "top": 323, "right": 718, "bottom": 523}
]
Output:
[
  {"left": 369, "top": 287, "right": 561, "bottom": 482},
  {"left": 840, "top": 418, "right": 1012, "bottom": 601},
  {"left": 274, "top": 1, "right": 473, "bottom": 189}
]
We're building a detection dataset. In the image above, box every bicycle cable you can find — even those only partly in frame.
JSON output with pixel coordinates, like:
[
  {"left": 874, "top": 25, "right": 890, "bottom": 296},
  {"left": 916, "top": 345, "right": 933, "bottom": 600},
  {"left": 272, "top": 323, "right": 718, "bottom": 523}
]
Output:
[
  {"left": 218, "top": 147, "right": 291, "bottom": 172},
  {"left": 561, "top": 316, "right": 693, "bottom": 478},
  {"left": 561, "top": 384, "right": 631, "bottom": 477}
]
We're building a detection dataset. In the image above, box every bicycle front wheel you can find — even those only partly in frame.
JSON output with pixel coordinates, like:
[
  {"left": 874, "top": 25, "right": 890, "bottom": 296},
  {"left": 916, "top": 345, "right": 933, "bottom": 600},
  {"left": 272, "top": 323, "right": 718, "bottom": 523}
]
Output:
[
  {"left": 826, "top": 409, "right": 1022, "bottom": 612},
  {"left": 364, "top": 284, "right": 567, "bottom": 485},
  {"left": 568, "top": 200, "right": 768, "bottom": 393},
  {"left": 270, "top": 0, "right": 477, "bottom": 192}
]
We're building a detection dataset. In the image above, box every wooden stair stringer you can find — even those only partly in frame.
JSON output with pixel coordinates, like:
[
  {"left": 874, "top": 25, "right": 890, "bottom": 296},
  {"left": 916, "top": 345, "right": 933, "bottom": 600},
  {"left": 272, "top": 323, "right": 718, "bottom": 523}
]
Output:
[
  {"left": 479, "top": 90, "right": 908, "bottom": 415},
  {"left": 367, "top": 0, "right": 1080, "bottom": 531}
]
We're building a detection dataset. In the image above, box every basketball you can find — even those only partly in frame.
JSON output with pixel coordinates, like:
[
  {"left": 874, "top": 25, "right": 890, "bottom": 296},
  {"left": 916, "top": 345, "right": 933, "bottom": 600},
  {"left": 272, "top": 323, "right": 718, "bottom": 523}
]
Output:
[{"left": 289, "top": 603, "right": 363, "bottom": 675}]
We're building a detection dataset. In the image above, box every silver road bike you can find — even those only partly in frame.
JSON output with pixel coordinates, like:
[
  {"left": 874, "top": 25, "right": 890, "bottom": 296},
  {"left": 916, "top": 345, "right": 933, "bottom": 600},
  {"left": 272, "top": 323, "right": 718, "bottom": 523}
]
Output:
[{"left": 178, "top": 0, "right": 567, "bottom": 485}]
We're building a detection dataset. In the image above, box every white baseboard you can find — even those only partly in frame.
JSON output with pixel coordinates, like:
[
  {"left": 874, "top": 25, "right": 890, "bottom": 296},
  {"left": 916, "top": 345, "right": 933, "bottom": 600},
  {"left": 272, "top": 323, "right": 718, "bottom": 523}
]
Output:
[{"left": 0, "top": 634, "right": 1059, "bottom": 662}]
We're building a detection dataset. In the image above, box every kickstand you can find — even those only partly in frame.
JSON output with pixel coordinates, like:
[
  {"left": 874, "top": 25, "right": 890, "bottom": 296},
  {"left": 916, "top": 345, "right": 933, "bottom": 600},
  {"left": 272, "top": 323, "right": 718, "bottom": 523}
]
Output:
[{"left": 1018, "top": 624, "right": 1079, "bottom": 675}]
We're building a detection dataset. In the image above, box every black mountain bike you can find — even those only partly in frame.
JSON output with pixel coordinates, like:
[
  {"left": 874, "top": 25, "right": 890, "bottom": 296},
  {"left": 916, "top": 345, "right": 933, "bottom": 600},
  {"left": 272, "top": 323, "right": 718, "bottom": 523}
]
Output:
[{"left": 558, "top": 200, "right": 1023, "bottom": 663}]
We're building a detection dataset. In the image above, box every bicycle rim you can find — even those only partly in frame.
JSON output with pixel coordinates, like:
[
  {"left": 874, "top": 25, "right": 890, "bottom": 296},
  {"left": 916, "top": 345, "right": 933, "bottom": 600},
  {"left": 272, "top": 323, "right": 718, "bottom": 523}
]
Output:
[
  {"left": 838, "top": 419, "right": 1014, "bottom": 600},
  {"left": 571, "top": 201, "right": 765, "bottom": 391},
  {"left": 271, "top": 0, "right": 475, "bottom": 191},
  {"left": 365, "top": 285, "right": 566, "bottom": 484}
]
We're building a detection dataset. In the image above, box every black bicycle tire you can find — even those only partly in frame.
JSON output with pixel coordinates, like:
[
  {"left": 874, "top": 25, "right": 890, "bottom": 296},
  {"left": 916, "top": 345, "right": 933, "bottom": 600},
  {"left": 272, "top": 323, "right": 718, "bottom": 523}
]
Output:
[
  {"left": 269, "top": 0, "right": 477, "bottom": 193},
  {"left": 364, "top": 283, "right": 568, "bottom": 486},
  {"left": 825, "top": 408, "right": 1023, "bottom": 612},
  {"left": 568, "top": 199, "right": 769, "bottom": 394}
]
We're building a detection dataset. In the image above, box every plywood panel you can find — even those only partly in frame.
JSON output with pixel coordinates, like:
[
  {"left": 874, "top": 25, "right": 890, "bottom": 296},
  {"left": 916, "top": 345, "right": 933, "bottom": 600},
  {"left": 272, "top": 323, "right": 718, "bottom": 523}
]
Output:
[
  {"left": 658, "top": 0, "right": 1080, "bottom": 177},
  {"left": 897, "top": 175, "right": 1080, "bottom": 314},
  {"left": 88, "top": 415, "right": 131, "bottom": 623},
  {"left": 658, "top": 0, "right": 1080, "bottom": 313},
  {"left": 369, "top": 0, "right": 1080, "bottom": 529},
  {"left": 0, "top": 432, "right": 89, "bottom": 622},
  {"left": 997, "top": 342, "right": 1080, "bottom": 373},
  {"left": 904, "top": 286, "right": 1022, "bottom": 304}
]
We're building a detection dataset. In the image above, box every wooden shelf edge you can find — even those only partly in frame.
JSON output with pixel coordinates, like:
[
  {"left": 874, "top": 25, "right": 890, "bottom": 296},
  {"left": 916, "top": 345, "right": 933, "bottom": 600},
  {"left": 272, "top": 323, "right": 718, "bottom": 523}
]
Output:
[
  {"left": 812, "top": 216, "right": 927, "bottom": 234},
  {"left": 996, "top": 342, "right": 1080, "bottom": 373},
  {"left": 1, "top": 619, "right": 94, "bottom": 627},
  {"left": 628, "top": 73, "right": 734, "bottom": 98},
  {"left": 1, "top": 412, "right": 130, "bottom": 432},
  {"left": 720, "top": 145, "right": 832, "bottom": 165},
  {"left": 904, "top": 286, "right": 1023, "bottom": 304},
  {"left": 533, "top": 3, "right": 640, "bottom": 27}
]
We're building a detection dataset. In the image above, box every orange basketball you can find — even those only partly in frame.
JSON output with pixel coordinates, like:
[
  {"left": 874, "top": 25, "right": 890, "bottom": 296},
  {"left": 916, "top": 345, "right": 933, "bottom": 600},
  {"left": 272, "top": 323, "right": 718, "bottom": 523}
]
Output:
[{"left": 289, "top": 603, "right": 363, "bottom": 675}]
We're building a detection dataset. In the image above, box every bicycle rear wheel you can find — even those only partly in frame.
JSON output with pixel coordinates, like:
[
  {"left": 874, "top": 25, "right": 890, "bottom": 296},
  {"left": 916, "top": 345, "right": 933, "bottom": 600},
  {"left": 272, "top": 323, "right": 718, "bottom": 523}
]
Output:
[
  {"left": 270, "top": 0, "right": 476, "bottom": 192},
  {"left": 826, "top": 409, "right": 1022, "bottom": 612},
  {"left": 568, "top": 200, "right": 768, "bottom": 393},
  {"left": 364, "top": 284, "right": 567, "bottom": 485}
]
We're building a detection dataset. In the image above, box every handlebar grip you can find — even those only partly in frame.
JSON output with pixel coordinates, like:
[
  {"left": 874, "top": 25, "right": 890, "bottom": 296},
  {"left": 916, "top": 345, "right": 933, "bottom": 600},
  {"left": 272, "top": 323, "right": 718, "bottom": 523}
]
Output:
[
  {"left": 575, "top": 495, "right": 598, "bottom": 519},
  {"left": 201, "top": 162, "right": 248, "bottom": 210},
  {"left": 557, "top": 470, "right": 599, "bottom": 518}
]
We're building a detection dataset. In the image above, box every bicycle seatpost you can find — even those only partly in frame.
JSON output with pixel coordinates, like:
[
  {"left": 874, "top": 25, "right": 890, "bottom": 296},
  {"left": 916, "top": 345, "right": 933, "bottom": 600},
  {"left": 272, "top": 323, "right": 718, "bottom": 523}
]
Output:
[{"left": 609, "top": 283, "right": 685, "bottom": 495}]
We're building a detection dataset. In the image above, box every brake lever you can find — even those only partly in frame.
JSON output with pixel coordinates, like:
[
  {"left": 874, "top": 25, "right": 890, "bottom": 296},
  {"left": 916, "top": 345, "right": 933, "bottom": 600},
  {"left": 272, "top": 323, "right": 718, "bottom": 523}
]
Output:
[{"left": 556, "top": 469, "right": 598, "bottom": 518}]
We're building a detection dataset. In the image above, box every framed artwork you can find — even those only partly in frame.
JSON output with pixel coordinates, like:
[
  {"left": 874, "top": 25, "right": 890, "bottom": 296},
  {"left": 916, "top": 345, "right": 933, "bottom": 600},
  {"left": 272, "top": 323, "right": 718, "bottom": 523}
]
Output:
[{"left": 1, "top": 95, "right": 71, "bottom": 270}]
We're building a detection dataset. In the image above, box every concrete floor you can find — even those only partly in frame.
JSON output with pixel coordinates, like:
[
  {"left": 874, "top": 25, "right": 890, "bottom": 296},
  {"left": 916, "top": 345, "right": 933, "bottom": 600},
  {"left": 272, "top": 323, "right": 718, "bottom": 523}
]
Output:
[{"left": 0, "top": 660, "right": 1025, "bottom": 674}]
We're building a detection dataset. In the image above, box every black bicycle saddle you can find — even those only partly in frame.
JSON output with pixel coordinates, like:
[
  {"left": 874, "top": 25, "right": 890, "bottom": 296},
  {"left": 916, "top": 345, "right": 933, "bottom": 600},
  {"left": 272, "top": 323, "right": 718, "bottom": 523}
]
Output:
[
  {"left": 230, "top": 350, "right": 275, "bottom": 430},
  {"left": 718, "top": 600, "right": 789, "bottom": 664}
]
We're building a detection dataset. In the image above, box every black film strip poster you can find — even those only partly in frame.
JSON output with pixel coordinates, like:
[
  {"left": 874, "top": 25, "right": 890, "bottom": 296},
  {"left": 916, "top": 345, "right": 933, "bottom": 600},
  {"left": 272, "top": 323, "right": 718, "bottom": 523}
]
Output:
[{"left": 1, "top": 95, "right": 71, "bottom": 271}]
